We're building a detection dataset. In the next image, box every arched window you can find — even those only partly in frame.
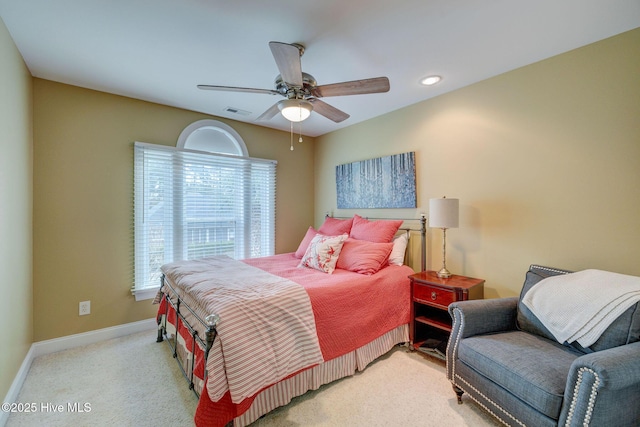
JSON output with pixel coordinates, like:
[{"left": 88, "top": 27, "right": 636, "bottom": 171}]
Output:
[{"left": 177, "top": 119, "right": 248, "bottom": 157}]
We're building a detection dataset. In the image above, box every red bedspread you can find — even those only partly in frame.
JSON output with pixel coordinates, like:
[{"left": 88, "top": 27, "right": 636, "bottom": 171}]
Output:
[{"left": 244, "top": 253, "right": 413, "bottom": 361}]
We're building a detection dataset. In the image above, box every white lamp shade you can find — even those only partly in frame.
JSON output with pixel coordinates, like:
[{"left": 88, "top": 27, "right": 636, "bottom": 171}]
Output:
[
  {"left": 429, "top": 197, "right": 459, "bottom": 228},
  {"left": 279, "top": 99, "right": 312, "bottom": 122}
]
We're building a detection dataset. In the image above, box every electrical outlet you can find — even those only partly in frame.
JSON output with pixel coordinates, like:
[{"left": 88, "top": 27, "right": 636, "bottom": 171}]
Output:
[{"left": 79, "top": 301, "right": 91, "bottom": 316}]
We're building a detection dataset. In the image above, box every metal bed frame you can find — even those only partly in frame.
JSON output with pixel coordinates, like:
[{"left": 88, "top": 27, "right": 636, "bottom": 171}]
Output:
[
  {"left": 156, "top": 214, "right": 426, "bottom": 398},
  {"left": 156, "top": 276, "right": 219, "bottom": 396}
]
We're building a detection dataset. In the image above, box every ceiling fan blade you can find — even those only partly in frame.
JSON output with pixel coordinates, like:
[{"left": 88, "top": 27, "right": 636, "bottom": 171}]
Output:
[
  {"left": 197, "top": 85, "right": 279, "bottom": 96},
  {"left": 308, "top": 98, "right": 350, "bottom": 123},
  {"left": 255, "top": 102, "right": 281, "bottom": 121},
  {"left": 269, "top": 41, "right": 303, "bottom": 87},
  {"left": 312, "top": 77, "right": 390, "bottom": 98}
]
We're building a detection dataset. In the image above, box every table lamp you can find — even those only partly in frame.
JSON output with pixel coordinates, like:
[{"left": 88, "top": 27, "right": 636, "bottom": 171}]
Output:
[{"left": 429, "top": 197, "right": 459, "bottom": 278}]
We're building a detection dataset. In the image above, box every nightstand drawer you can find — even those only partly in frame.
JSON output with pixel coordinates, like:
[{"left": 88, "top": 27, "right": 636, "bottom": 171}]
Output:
[{"left": 413, "top": 283, "right": 455, "bottom": 308}]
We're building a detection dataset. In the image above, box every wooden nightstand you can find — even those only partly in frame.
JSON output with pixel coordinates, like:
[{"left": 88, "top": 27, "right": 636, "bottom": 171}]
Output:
[{"left": 409, "top": 271, "right": 485, "bottom": 355}]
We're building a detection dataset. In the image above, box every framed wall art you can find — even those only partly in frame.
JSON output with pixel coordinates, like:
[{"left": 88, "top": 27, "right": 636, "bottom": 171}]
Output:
[{"left": 336, "top": 151, "right": 416, "bottom": 209}]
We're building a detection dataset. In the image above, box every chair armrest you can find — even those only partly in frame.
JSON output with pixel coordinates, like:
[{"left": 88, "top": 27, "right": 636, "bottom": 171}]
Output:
[
  {"left": 446, "top": 297, "right": 518, "bottom": 381},
  {"left": 448, "top": 297, "right": 518, "bottom": 339},
  {"left": 559, "top": 341, "right": 640, "bottom": 426}
]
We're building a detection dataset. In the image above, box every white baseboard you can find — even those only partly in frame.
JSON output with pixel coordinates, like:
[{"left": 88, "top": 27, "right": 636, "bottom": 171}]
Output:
[
  {"left": 1, "top": 345, "right": 35, "bottom": 427},
  {"left": 31, "top": 318, "right": 157, "bottom": 357},
  {"left": 1, "top": 318, "right": 157, "bottom": 427}
]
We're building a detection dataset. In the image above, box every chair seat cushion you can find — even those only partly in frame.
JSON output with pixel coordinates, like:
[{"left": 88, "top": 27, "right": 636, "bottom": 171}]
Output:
[{"left": 458, "top": 331, "right": 580, "bottom": 419}]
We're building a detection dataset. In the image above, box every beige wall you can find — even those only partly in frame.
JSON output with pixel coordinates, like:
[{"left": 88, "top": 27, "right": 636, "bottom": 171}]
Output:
[
  {"left": 0, "top": 18, "right": 33, "bottom": 399},
  {"left": 315, "top": 28, "right": 640, "bottom": 298},
  {"left": 32, "top": 80, "right": 315, "bottom": 341}
]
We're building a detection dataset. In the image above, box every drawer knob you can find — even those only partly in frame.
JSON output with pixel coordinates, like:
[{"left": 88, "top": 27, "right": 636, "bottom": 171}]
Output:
[{"left": 431, "top": 291, "right": 437, "bottom": 300}]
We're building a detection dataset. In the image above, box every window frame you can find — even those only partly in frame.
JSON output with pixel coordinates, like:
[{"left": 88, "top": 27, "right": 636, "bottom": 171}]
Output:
[{"left": 176, "top": 119, "right": 248, "bottom": 157}]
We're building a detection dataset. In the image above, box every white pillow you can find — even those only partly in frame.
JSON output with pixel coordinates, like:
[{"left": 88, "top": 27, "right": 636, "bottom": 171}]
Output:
[
  {"left": 388, "top": 233, "right": 409, "bottom": 265},
  {"left": 299, "top": 233, "right": 348, "bottom": 274}
]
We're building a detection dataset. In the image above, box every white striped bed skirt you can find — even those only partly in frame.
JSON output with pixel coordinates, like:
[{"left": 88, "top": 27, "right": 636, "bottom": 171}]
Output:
[{"left": 234, "top": 324, "right": 409, "bottom": 426}]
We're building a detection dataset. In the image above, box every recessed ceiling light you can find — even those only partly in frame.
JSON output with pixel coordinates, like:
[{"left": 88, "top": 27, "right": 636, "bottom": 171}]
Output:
[{"left": 420, "top": 75, "right": 442, "bottom": 86}]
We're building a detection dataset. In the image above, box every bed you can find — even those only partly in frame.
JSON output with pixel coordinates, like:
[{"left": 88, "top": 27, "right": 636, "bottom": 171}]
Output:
[{"left": 155, "top": 214, "right": 426, "bottom": 426}]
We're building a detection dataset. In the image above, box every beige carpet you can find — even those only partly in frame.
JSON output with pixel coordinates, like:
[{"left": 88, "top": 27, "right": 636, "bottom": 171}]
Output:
[{"left": 6, "top": 330, "right": 501, "bottom": 427}]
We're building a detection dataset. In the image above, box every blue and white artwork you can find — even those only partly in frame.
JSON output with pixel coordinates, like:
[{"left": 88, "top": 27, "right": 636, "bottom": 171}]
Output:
[{"left": 336, "top": 152, "right": 417, "bottom": 209}]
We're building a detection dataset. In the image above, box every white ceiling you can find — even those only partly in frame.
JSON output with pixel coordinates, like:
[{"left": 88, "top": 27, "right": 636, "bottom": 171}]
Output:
[{"left": 1, "top": 0, "right": 639, "bottom": 137}]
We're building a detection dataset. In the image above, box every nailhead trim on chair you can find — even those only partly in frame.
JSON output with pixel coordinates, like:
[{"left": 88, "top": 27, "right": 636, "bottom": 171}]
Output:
[
  {"left": 565, "top": 367, "right": 601, "bottom": 426},
  {"left": 455, "top": 375, "right": 525, "bottom": 427},
  {"left": 447, "top": 307, "right": 463, "bottom": 381},
  {"left": 529, "top": 265, "right": 570, "bottom": 275}
]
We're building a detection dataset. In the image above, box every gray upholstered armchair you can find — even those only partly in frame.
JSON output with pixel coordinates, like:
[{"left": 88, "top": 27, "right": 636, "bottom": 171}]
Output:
[{"left": 446, "top": 265, "right": 640, "bottom": 427}]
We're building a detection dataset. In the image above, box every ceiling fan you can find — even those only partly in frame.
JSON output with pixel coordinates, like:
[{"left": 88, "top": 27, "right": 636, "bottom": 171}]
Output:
[{"left": 198, "top": 41, "right": 390, "bottom": 123}]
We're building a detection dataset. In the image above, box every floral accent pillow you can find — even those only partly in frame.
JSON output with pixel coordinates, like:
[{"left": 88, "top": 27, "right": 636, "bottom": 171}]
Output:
[{"left": 299, "top": 233, "right": 348, "bottom": 274}]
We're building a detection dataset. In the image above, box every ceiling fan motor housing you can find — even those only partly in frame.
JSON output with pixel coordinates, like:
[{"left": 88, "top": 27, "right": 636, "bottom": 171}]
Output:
[{"left": 275, "top": 72, "right": 317, "bottom": 99}]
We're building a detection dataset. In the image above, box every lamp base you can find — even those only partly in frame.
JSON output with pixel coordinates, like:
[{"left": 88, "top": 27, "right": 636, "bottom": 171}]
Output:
[{"left": 437, "top": 267, "right": 452, "bottom": 279}]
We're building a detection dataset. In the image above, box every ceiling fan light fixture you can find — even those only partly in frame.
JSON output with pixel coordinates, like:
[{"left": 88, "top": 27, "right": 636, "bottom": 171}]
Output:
[
  {"left": 420, "top": 75, "right": 442, "bottom": 86},
  {"left": 278, "top": 99, "right": 313, "bottom": 122}
]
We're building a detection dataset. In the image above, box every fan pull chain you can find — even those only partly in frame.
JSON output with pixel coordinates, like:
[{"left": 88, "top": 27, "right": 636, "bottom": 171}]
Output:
[
  {"left": 299, "top": 120, "right": 303, "bottom": 144},
  {"left": 298, "top": 102, "right": 304, "bottom": 144},
  {"left": 290, "top": 121, "right": 294, "bottom": 151}
]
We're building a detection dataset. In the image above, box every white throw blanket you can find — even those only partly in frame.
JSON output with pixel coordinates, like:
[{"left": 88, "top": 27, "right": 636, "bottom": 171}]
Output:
[{"left": 522, "top": 269, "right": 640, "bottom": 347}]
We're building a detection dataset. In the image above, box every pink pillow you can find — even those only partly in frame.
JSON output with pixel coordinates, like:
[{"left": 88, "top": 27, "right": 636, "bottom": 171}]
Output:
[
  {"left": 295, "top": 226, "right": 318, "bottom": 258},
  {"left": 299, "top": 233, "right": 348, "bottom": 274},
  {"left": 318, "top": 216, "right": 353, "bottom": 235},
  {"left": 336, "top": 238, "right": 394, "bottom": 275},
  {"left": 349, "top": 214, "right": 403, "bottom": 243}
]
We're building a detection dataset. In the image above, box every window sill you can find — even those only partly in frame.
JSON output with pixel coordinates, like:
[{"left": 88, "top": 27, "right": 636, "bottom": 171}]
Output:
[{"left": 133, "top": 286, "right": 160, "bottom": 302}]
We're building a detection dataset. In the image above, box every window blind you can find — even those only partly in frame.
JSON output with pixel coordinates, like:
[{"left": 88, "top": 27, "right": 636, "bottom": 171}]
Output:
[{"left": 133, "top": 142, "right": 276, "bottom": 297}]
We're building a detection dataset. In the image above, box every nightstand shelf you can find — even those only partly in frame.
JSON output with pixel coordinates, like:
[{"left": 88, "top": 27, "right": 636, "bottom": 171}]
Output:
[
  {"left": 415, "top": 315, "right": 451, "bottom": 332},
  {"left": 410, "top": 271, "right": 485, "bottom": 356}
]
